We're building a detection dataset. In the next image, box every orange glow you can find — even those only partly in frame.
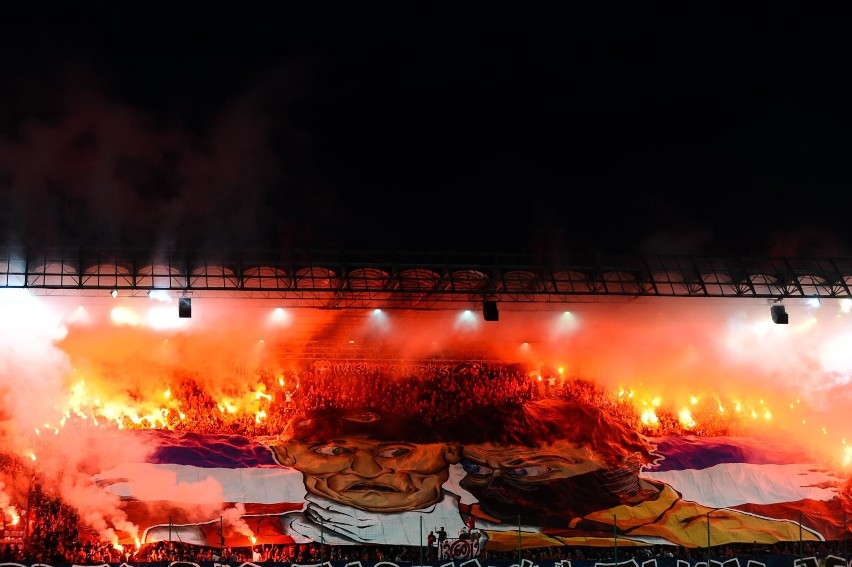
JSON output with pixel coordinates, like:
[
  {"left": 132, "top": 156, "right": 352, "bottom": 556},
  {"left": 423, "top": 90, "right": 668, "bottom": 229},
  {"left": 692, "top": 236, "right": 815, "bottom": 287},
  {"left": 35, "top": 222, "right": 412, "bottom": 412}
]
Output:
[
  {"left": 640, "top": 409, "right": 659, "bottom": 427},
  {"left": 678, "top": 408, "right": 696, "bottom": 429},
  {"left": 2, "top": 292, "right": 852, "bottom": 549},
  {"left": 2, "top": 507, "right": 20, "bottom": 526}
]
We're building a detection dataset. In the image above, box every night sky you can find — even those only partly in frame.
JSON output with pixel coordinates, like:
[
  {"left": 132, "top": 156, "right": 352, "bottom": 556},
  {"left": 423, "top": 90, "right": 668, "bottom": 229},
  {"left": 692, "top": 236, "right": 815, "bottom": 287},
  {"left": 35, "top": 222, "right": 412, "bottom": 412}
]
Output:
[{"left": 1, "top": 5, "right": 850, "bottom": 258}]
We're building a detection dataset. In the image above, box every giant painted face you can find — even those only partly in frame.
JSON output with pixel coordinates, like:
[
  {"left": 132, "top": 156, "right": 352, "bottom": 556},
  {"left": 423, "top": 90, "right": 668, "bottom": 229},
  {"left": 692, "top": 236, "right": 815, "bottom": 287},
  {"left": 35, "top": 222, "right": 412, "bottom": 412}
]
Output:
[
  {"left": 272, "top": 434, "right": 461, "bottom": 513},
  {"left": 459, "top": 441, "right": 632, "bottom": 525}
]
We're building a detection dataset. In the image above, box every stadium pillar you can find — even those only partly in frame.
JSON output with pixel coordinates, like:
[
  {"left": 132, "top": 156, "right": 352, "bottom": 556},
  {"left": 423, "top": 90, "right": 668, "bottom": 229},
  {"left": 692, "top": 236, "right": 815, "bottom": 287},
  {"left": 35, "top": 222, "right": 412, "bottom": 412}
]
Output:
[
  {"left": 517, "top": 514, "right": 522, "bottom": 567},
  {"left": 613, "top": 514, "right": 617, "bottom": 564},
  {"left": 707, "top": 512, "right": 711, "bottom": 563}
]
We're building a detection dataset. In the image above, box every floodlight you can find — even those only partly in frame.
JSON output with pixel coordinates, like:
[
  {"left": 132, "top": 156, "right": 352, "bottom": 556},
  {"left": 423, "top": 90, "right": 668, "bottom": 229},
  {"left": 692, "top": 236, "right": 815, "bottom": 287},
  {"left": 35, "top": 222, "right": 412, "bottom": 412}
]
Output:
[
  {"left": 483, "top": 300, "right": 499, "bottom": 322},
  {"left": 770, "top": 304, "right": 788, "bottom": 324},
  {"left": 179, "top": 297, "right": 192, "bottom": 318}
]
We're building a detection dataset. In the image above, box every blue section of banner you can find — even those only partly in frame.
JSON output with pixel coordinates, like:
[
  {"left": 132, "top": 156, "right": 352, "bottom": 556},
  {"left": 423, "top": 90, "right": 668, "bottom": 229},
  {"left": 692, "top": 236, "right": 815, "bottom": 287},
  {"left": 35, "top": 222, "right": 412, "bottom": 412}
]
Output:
[
  {"left": 144, "top": 430, "right": 280, "bottom": 468},
  {"left": 647, "top": 436, "right": 817, "bottom": 472}
]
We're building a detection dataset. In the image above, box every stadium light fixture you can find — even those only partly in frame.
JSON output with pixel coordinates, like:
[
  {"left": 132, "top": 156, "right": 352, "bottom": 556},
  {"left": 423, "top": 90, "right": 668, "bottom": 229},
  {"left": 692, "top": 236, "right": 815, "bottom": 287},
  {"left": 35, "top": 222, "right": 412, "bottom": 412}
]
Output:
[
  {"left": 179, "top": 297, "right": 192, "bottom": 318},
  {"left": 483, "top": 300, "right": 499, "bottom": 322},
  {"left": 770, "top": 304, "right": 788, "bottom": 324}
]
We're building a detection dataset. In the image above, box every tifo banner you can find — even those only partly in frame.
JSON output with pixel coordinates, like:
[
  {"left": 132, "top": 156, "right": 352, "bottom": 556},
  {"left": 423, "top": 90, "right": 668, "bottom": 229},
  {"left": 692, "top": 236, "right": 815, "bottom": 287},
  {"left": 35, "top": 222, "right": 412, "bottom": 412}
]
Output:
[
  {"left": 92, "top": 399, "right": 849, "bottom": 551},
  {"left": 1, "top": 557, "right": 849, "bottom": 567}
]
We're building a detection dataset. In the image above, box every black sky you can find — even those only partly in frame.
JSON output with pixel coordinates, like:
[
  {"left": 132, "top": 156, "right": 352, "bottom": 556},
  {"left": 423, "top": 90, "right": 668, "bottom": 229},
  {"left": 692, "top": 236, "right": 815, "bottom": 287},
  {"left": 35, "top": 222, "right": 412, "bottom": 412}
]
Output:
[{"left": 1, "top": 4, "right": 850, "bottom": 258}]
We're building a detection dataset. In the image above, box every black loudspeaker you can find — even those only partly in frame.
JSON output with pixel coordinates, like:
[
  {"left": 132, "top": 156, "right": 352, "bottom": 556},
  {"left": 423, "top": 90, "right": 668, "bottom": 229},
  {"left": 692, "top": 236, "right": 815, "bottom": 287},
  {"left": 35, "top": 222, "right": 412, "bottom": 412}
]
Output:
[
  {"left": 179, "top": 297, "right": 192, "bottom": 318},
  {"left": 483, "top": 300, "right": 499, "bottom": 322},
  {"left": 770, "top": 304, "right": 788, "bottom": 324}
]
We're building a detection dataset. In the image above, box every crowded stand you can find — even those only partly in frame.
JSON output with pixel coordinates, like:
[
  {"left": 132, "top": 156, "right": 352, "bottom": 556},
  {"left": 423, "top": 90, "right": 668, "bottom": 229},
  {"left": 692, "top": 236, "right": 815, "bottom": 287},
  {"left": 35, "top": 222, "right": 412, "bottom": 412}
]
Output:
[{"left": 0, "top": 361, "right": 842, "bottom": 563}]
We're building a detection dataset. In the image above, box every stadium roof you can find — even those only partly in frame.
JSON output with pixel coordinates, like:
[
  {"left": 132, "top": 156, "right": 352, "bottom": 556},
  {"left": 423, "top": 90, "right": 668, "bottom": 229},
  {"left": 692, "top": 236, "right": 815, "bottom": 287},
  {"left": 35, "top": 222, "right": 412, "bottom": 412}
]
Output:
[{"left": 2, "top": 246, "right": 851, "bottom": 310}]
